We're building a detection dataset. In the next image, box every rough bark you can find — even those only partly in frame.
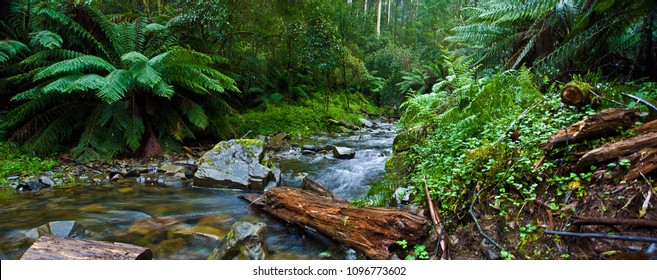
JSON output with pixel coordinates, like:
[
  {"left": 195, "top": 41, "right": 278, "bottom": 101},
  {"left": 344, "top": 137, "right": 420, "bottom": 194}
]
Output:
[
  {"left": 561, "top": 80, "right": 593, "bottom": 107},
  {"left": 241, "top": 187, "right": 429, "bottom": 259},
  {"left": 637, "top": 119, "right": 657, "bottom": 134},
  {"left": 21, "top": 235, "right": 152, "bottom": 260},
  {"left": 301, "top": 176, "right": 342, "bottom": 200},
  {"left": 624, "top": 148, "right": 657, "bottom": 181},
  {"left": 576, "top": 132, "right": 657, "bottom": 170},
  {"left": 541, "top": 108, "right": 640, "bottom": 151}
]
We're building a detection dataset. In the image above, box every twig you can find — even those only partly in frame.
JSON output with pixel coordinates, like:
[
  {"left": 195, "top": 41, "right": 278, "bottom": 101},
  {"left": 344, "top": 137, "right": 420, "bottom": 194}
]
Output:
[
  {"left": 469, "top": 188, "right": 506, "bottom": 251},
  {"left": 620, "top": 92, "right": 657, "bottom": 112},
  {"left": 422, "top": 176, "right": 451, "bottom": 260},
  {"left": 588, "top": 90, "right": 627, "bottom": 108},
  {"left": 570, "top": 216, "right": 657, "bottom": 228},
  {"left": 544, "top": 230, "right": 657, "bottom": 243}
]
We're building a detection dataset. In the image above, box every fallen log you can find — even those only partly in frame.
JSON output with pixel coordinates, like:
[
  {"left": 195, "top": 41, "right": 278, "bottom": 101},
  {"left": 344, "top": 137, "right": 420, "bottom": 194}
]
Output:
[
  {"left": 624, "top": 148, "right": 657, "bottom": 181},
  {"left": 541, "top": 108, "right": 640, "bottom": 151},
  {"left": 301, "top": 176, "right": 342, "bottom": 200},
  {"left": 576, "top": 132, "right": 657, "bottom": 170},
  {"left": 637, "top": 119, "right": 657, "bottom": 134},
  {"left": 241, "top": 187, "right": 429, "bottom": 259},
  {"left": 21, "top": 235, "right": 152, "bottom": 260},
  {"left": 570, "top": 216, "right": 657, "bottom": 228},
  {"left": 561, "top": 81, "right": 593, "bottom": 107}
]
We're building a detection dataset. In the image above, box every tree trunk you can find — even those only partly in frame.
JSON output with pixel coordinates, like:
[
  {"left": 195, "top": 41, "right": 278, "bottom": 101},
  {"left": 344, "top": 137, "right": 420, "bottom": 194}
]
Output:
[
  {"left": 561, "top": 80, "right": 593, "bottom": 107},
  {"left": 364, "top": 0, "right": 368, "bottom": 14},
  {"left": 376, "top": 0, "right": 382, "bottom": 36},
  {"left": 576, "top": 132, "right": 657, "bottom": 170},
  {"left": 387, "top": 0, "right": 391, "bottom": 26},
  {"left": 21, "top": 235, "right": 152, "bottom": 260},
  {"left": 241, "top": 187, "right": 429, "bottom": 260},
  {"left": 541, "top": 108, "right": 641, "bottom": 151}
]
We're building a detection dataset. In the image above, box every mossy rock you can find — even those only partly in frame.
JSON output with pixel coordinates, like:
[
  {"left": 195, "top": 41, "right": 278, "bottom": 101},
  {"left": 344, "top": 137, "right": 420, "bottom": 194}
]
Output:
[{"left": 392, "top": 126, "right": 426, "bottom": 154}]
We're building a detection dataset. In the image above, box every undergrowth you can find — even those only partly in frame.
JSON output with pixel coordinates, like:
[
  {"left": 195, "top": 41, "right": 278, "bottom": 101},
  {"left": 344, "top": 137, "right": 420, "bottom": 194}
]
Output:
[{"left": 231, "top": 92, "right": 381, "bottom": 137}]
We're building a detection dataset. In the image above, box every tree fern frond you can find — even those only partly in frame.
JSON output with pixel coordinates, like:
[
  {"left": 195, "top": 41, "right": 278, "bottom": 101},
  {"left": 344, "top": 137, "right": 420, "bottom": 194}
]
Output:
[
  {"left": 29, "top": 30, "right": 63, "bottom": 50},
  {"left": 121, "top": 51, "right": 148, "bottom": 64},
  {"left": 35, "top": 55, "right": 116, "bottom": 80},
  {"left": 130, "top": 60, "right": 162, "bottom": 88},
  {"left": 98, "top": 69, "right": 132, "bottom": 103},
  {"left": 39, "top": 8, "right": 112, "bottom": 59},
  {"left": 124, "top": 114, "right": 145, "bottom": 151},
  {"left": 0, "top": 40, "right": 29, "bottom": 64},
  {"left": 20, "top": 49, "right": 84, "bottom": 68},
  {"left": 180, "top": 97, "right": 209, "bottom": 129}
]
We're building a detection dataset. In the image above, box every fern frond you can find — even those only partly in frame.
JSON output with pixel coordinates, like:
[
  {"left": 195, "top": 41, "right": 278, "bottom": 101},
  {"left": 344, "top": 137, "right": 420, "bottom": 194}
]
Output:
[
  {"left": 40, "top": 8, "right": 112, "bottom": 59},
  {"left": 29, "top": 30, "right": 63, "bottom": 50},
  {"left": 97, "top": 69, "right": 132, "bottom": 103},
  {"left": 35, "top": 55, "right": 116, "bottom": 80},
  {"left": 180, "top": 97, "right": 209, "bottom": 129},
  {"left": 124, "top": 114, "right": 145, "bottom": 151},
  {"left": 130, "top": 60, "right": 162, "bottom": 88},
  {"left": 0, "top": 40, "right": 30, "bottom": 64}
]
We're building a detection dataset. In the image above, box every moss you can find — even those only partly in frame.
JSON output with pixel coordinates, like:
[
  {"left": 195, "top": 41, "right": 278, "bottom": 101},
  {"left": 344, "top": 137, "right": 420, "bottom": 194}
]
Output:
[{"left": 392, "top": 126, "right": 426, "bottom": 154}]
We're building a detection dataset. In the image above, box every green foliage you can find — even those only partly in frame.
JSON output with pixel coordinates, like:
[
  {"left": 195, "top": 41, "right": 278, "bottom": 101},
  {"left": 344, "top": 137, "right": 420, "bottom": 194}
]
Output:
[
  {"left": 2, "top": 4, "right": 238, "bottom": 160},
  {"left": 447, "top": 0, "right": 657, "bottom": 77},
  {"left": 233, "top": 92, "right": 379, "bottom": 137},
  {"left": 0, "top": 141, "right": 58, "bottom": 181}
]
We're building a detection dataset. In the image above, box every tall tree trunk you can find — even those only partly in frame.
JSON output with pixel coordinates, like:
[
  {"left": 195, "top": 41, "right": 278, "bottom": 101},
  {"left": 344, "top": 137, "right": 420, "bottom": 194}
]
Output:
[
  {"left": 377, "top": 0, "right": 382, "bottom": 36},
  {"left": 387, "top": 0, "right": 391, "bottom": 26},
  {"left": 364, "top": 0, "right": 368, "bottom": 14}
]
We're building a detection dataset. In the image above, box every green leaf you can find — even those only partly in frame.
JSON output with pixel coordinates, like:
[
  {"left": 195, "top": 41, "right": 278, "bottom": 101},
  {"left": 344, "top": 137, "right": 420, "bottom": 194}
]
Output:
[
  {"left": 121, "top": 51, "right": 149, "bottom": 65},
  {"left": 124, "top": 115, "right": 145, "bottom": 151},
  {"left": 130, "top": 60, "right": 162, "bottom": 88},
  {"left": 35, "top": 55, "right": 117, "bottom": 80},
  {"left": 30, "top": 31, "right": 63, "bottom": 50},
  {"left": 98, "top": 70, "right": 132, "bottom": 103}
]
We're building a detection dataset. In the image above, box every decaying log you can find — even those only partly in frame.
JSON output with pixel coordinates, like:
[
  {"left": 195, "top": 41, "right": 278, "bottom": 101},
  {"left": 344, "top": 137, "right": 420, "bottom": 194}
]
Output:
[
  {"left": 561, "top": 81, "right": 593, "bottom": 107},
  {"left": 541, "top": 108, "right": 640, "bottom": 151},
  {"left": 21, "top": 235, "right": 152, "bottom": 260},
  {"left": 570, "top": 216, "right": 657, "bottom": 228},
  {"left": 241, "top": 187, "right": 429, "bottom": 259},
  {"left": 544, "top": 230, "right": 657, "bottom": 243},
  {"left": 624, "top": 148, "right": 657, "bottom": 181},
  {"left": 576, "top": 132, "right": 657, "bottom": 170},
  {"left": 301, "top": 176, "right": 342, "bottom": 200},
  {"left": 637, "top": 119, "right": 657, "bottom": 134}
]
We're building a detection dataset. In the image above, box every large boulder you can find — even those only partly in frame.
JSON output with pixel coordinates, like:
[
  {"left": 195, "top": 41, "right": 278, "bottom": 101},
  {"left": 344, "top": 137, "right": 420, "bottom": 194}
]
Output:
[
  {"left": 194, "top": 139, "right": 279, "bottom": 190},
  {"left": 207, "top": 222, "right": 269, "bottom": 260},
  {"left": 331, "top": 146, "right": 356, "bottom": 159}
]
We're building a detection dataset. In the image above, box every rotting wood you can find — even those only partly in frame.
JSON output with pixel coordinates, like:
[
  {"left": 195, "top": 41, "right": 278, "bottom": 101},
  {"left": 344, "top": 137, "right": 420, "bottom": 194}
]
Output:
[
  {"left": 624, "top": 148, "right": 657, "bottom": 181},
  {"left": 301, "top": 176, "right": 342, "bottom": 200},
  {"left": 637, "top": 119, "right": 657, "bottom": 134},
  {"left": 422, "top": 176, "right": 451, "bottom": 260},
  {"left": 544, "top": 230, "right": 657, "bottom": 243},
  {"left": 241, "top": 187, "right": 429, "bottom": 260},
  {"left": 576, "top": 132, "right": 657, "bottom": 170},
  {"left": 561, "top": 80, "right": 593, "bottom": 107},
  {"left": 541, "top": 108, "right": 640, "bottom": 151},
  {"left": 21, "top": 235, "right": 152, "bottom": 260},
  {"left": 570, "top": 216, "right": 657, "bottom": 228}
]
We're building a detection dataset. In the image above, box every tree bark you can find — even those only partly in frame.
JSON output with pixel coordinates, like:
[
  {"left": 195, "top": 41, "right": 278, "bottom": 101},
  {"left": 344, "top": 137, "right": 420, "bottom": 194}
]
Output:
[
  {"left": 624, "top": 147, "right": 657, "bottom": 181},
  {"left": 376, "top": 0, "right": 382, "bottom": 36},
  {"left": 561, "top": 80, "right": 593, "bottom": 107},
  {"left": 576, "top": 132, "right": 657, "bottom": 170},
  {"left": 241, "top": 187, "right": 429, "bottom": 259},
  {"left": 21, "top": 235, "right": 152, "bottom": 260},
  {"left": 541, "top": 108, "right": 641, "bottom": 151}
]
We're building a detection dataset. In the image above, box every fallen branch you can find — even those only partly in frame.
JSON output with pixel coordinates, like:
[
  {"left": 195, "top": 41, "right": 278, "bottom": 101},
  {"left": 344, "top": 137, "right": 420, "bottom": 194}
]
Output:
[
  {"left": 589, "top": 90, "right": 627, "bottom": 108},
  {"left": 469, "top": 188, "right": 505, "bottom": 251},
  {"left": 621, "top": 92, "right": 657, "bottom": 112},
  {"left": 544, "top": 230, "right": 657, "bottom": 243},
  {"left": 570, "top": 216, "right": 657, "bottom": 228},
  {"left": 422, "top": 176, "right": 451, "bottom": 260}
]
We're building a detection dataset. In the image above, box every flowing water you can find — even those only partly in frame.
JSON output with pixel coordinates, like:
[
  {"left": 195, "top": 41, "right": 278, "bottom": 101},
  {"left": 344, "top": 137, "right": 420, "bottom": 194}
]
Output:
[{"left": 0, "top": 122, "right": 396, "bottom": 260}]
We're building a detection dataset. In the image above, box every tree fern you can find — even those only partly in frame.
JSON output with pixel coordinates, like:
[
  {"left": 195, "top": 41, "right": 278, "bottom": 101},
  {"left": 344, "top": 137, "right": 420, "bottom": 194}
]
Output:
[{"left": 4, "top": 3, "right": 239, "bottom": 159}]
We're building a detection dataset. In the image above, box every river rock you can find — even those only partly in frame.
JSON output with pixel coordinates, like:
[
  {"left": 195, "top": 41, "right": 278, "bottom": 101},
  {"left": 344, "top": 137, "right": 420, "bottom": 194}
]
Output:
[
  {"left": 359, "top": 118, "right": 374, "bottom": 128},
  {"left": 331, "top": 146, "right": 356, "bottom": 159},
  {"left": 25, "top": 220, "right": 86, "bottom": 240},
  {"left": 194, "top": 139, "right": 279, "bottom": 190},
  {"left": 207, "top": 221, "right": 269, "bottom": 260}
]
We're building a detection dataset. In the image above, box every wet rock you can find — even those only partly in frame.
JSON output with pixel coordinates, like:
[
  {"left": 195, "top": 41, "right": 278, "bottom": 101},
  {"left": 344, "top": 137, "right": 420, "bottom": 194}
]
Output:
[
  {"left": 16, "top": 180, "right": 48, "bottom": 192},
  {"left": 393, "top": 187, "right": 412, "bottom": 204},
  {"left": 110, "top": 173, "right": 124, "bottom": 181},
  {"left": 207, "top": 221, "right": 269, "bottom": 260},
  {"left": 359, "top": 118, "right": 374, "bottom": 128},
  {"left": 159, "top": 163, "right": 184, "bottom": 175},
  {"left": 172, "top": 225, "right": 226, "bottom": 241},
  {"left": 129, "top": 217, "right": 179, "bottom": 235},
  {"left": 157, "top": 238, "right": 186, "bottom": 254},
  {"left": 123, "top": 169, "right": 141, "bottom": 178},
  {"left": 25, "top": 220, "right": 86, "bottom": 240},
  {"left": 331, "top": 146, "right": 356, "bottom": 159},
  {"left": 301, "top": 144, "right": 322, "bottom": 152},
  {"left": 194, "top": 139, "right": 279, "bottom": 190}
]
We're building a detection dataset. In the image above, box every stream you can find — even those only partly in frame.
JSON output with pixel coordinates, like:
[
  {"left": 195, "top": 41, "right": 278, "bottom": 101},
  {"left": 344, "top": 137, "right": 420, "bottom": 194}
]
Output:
[{"left": 0, "top": 122, "right": 396, "bottom": 260}]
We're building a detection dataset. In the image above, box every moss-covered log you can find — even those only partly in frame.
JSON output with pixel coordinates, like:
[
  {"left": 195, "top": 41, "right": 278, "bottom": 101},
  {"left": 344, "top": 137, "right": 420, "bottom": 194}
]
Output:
[
  {"left": 561, "top": 80, "right": 594, "bottom": 107},
  {"left": 241, "top": 187, "right": 429, "bottom": 259},
  {"left": 541, "top": 108, "right": 640, "bottom": 151}
]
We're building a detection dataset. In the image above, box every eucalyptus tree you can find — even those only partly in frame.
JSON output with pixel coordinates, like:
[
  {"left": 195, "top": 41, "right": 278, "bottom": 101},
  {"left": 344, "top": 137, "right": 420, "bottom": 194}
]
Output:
[{"left": 1, "top": 3, "right": 238, "bottom": 159}]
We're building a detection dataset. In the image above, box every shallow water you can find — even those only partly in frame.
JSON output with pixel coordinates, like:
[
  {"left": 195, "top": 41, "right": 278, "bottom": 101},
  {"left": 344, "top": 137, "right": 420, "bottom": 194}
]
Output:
[{"left": 0, "top": 122, "right": 395, "bottom": 260}]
